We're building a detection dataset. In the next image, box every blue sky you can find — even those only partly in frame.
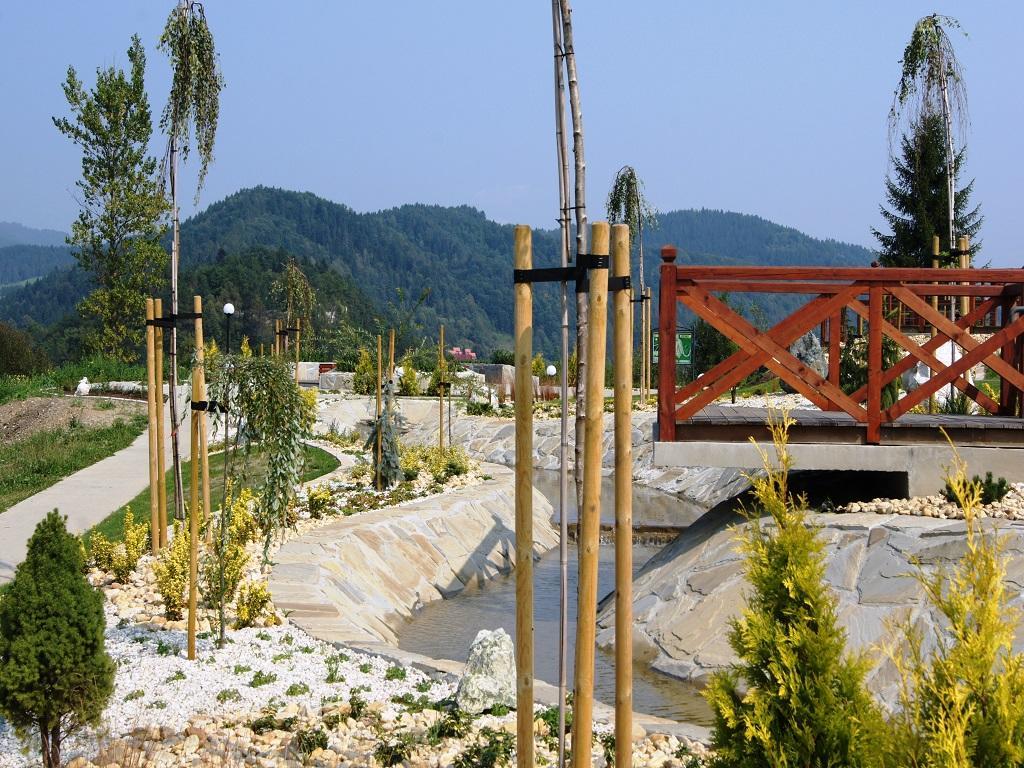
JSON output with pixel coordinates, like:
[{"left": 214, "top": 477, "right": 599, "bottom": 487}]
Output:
[{"left": 1, "top": 2, "right": 1021, "bottom": 265}]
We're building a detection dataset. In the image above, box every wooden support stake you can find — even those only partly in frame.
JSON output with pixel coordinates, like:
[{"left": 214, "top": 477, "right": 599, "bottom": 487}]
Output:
[
  {"left": 389, "top": 328, "right": 395, "bottom": 379},
  {"left": 930, "top": 236, "right": 940, "bottom": 414},
  {"left": 867, "top": 286, "right": 882, "bottom": 445},
  {"left": 439, "top": 325, "right": 446, "bottom": 452},
  {"left": 294, "top": 317, "right": 302, "bottom": 385},
  {"left": 645, "top": 287, "right": 653, "bottom": 403},
  {"left": 188, "top": 295, "right": 204, "bottom": 661},
  {"left": 155, "top": 298, "right": 168, "bottom": 549},
  {"left": 376, "top": 334, "right": 382, "bottom": 491},
  {"left": 657, "top": 246, "right": 678, "bottom": 442},
  {"left": 611, "top": 224, "right": 633, "bottom": 767},
  {"left": 571, "top": 221, "right": 610, "bottom": 768},
  {"left": 145, "top": 298, "right": 160, "bottom": 555},
  {"left": 959, "top": 236, "right": 971, "bottom": 321},
  {"left": 199, "top": 347, "right": 212, "bottom": 545},
  {"left": 513, "top": 225, "right": 534, "bottom": 768}
]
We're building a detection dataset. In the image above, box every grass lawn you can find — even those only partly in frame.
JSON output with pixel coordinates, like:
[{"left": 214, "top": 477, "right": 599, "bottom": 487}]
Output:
[
  {"left": 0, "top": 415, "right": 148, "bottom": 514},
  {"left": 0, "top": 357, "right": 153, "bottom": 405},
  {"left": 85, "top": 443, "right": 340, "bottom": 546}
]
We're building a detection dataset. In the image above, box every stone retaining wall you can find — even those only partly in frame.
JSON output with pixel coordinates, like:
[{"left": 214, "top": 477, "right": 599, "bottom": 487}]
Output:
[
  {"left": 269, "top": 464, "right": 558, "bottom": 646},
  {"left": 596, "top": 509, "right": 1024, "bottom": 707}
]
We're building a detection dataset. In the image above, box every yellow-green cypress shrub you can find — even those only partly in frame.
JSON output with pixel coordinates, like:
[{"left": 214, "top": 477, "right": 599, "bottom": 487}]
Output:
[
  {"left": 153, "top": 522, "right": 191, "bottom": 619},
  {"left": 704, "top": 412, "right": 884, "bottom": 768},
  {"left": 885, "top": 444, "right": 1024, "bottom": 767}
]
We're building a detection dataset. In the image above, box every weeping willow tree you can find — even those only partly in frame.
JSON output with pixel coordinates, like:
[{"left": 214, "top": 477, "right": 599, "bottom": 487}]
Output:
[
  {"left": 272, "top": 257, "right": 316, "bottom": 341},
  {"left": 606, "top": 165, "right": 657, "bottom": 292},
  {"left": 158, "top": 0, "right": 224, "bottom": 520},
  {"left": 889, "top": 14, "right": 969, "bottom": 262}
]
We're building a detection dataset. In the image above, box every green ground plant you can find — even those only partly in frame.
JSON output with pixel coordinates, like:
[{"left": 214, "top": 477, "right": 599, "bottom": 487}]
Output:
[
  {"left": 942, "top": 470, "right": 1010, "bottom": 507},
  {"left": 234, "top": 580, "right": 276, "bottom": 629},
  {"left": 88, "top": 505, "right": 148, "bottom": 581},
  {"left": 0, "top": 511, "right": 115, "bottom": 768},
  {"left": 153, "top": 522, "right": 191, "bottom": 619},
  {"left": 398, "top": 350, "right": 421, "bottom": 396},
  {"left": 0, "top": 415, "right": 147, "bottom": 514},
  {"left": 704, "top": 411, "right": 885, "bottom": 768},
  {"left": 885, "top": 441, "right": 1024, "bottom": 767},
  {"left": 399, "top": 444, "right": 471, "bottom": 484}
]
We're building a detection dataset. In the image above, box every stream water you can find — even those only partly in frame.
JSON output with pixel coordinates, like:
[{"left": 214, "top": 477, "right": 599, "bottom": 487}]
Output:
[{"left": 397, "top": 471, "right": 715, "bottom": 725}]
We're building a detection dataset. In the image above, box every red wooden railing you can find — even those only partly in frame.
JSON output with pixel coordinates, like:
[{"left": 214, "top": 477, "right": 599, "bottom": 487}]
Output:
[{"left": 657, "top": 245, "right": 1024, "bottom": 444}]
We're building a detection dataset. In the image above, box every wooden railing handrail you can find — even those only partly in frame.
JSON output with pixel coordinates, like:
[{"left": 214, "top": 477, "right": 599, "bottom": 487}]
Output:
[{"left": 674, "top": 265, "right": 1024, "bottom": 283}]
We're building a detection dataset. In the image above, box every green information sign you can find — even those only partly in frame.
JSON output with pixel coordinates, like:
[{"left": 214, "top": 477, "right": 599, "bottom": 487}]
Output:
[{"left": 652, "top": 329, "right": 693, "bottom": 366}]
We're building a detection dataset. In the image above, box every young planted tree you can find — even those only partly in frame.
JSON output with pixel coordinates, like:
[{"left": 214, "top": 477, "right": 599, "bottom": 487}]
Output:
[
  {"left": 873, "top": 114, "right": 982, "bottom": 267},
  {"left": 53, "top": 35, "right": 169, "bottom": 361},
  {"left": 0, "top": 511, "right": 115, "bottom": 768},
  {"left": 889, "top": 14, "right": 969, "bottom": 262},
  {"left": 159, "top": 0, "right": 224, "bottom": 521},
  {"left": 606, "top": 166, "right": 657, "bottom": 285},
  {"left": 886, "top": 447, "right": 1024, "bottom": 767},
  {"left": 704, "top": 414, "right": 885, "bottom": 767},
  {"left": 272, "top": 257, "right": 316, "bottom": 337}
]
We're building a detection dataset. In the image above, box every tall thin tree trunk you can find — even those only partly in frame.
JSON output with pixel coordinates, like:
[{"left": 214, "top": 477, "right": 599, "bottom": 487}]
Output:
[
  {"left": 939, "top": 56, "right": 957, "bottom": 398},
  {"left": 551, "top": 4, "right": 572, "bottom": 765},
  {"left": 168, "top": 132, "right": 185, "bottom": 520},
  {"left": 559, "top": 0, "right": 587, "bottom": 511}
]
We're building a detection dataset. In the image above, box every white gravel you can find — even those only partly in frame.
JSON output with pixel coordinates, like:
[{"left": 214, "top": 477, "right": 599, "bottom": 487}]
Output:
[{"left": 0, "top": 602, "right": 454, "bottom": 767}]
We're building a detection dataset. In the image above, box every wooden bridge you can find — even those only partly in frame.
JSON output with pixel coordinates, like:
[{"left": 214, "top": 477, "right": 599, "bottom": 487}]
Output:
[{"left": 656, "top": 246, "right": 1024, "bottom": 449}]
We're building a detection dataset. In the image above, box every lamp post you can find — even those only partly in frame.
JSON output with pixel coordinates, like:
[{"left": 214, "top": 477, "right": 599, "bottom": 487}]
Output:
[{"left": 222, "top": 302, "right": 235, "bottom": 354}]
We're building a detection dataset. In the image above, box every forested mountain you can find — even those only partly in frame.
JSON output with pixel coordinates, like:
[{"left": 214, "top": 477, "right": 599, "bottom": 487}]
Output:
[
  {"left": 0, "top": 221, "right": 68, "bottom": 248},
  {"left": 0, "top": 187, "right": 872, "bottom": 359},
  {"left": 0, "top": 244, "right": 75, "bottom": 286}
]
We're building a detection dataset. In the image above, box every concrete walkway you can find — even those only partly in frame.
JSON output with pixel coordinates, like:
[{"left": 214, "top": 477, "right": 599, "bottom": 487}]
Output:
[{"left": 0, "top": 398, "right": 193, "bottom": 583}]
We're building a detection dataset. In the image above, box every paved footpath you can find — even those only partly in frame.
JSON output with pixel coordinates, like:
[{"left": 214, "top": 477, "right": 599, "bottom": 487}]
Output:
[{"left": 0, "top": 399, "right": 193, "bottom": 583}]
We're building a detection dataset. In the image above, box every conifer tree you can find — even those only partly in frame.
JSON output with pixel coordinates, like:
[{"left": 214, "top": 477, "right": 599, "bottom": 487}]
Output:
[
  {"left": 705, "top": 414, "right": 884, "bottom": 768},
  {"left": 872, "top": 114, "right": 982, "bottom": 267},
  {"left": 0, "top": 511, "right": 114, "bottom": 768},
  {"left": 53, "top": 35, "right": 168, "bottom": 360}
]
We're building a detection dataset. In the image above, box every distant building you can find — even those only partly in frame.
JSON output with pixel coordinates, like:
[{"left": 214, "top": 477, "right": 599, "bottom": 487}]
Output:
[{"left": 449, "top": 346, "right": 477, "bottom": 361}]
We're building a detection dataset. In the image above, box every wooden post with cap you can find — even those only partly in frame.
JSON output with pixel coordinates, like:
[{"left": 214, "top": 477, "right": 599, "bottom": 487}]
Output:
[
  {"left": 657, "top": 245, "right": 678, "bottom": 442},
  {"left": 154, "top": 297, "right": 168, "bottom": 548},
  {"left": 188, "top": 295, "right": 204, "bottom": 661}
]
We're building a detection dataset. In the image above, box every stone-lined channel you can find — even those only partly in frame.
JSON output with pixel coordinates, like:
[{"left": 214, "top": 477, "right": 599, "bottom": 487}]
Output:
[{"left": 397, "top": 471, "right": 715, "bottom": 724}]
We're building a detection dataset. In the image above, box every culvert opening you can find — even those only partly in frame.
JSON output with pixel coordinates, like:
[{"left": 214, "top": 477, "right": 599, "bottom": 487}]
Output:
[{"left": 786, "top": 469, "right": 909, "bottom": 508}]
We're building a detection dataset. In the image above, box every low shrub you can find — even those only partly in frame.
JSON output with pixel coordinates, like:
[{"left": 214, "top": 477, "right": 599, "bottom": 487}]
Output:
[
  {"left": 942, "top": 470, "right": 1010, "bottom": 507},
  {"left": 217, "top": 688, "right": 242, "bottom": 703},
  {"left": 353, "top": 348, "right": 375, "bottom": 395},
  {"left": 285, "top": 682, "right": 310, "bottom": 697},
  {"left": 290, "top": 726, "right": 329, "bottom": 760},
  {"left": 374, "top": 731, "right": 418, "bottom": 766},
  {"left": 453, "top": 727, "right": 514, "bottom": 768},
  {"left": 248, "top": 670, "right": 277, "bottom": 688},
  {"left": 153, "top": 522, "right": 191, "bottom": 620},
  {"left": 397, "top": 351, "right": 421, "bottom": 396},
  {"left": 90, "top": 506, "right": 148, "bottom": 581},
  {"left": 399, "top": 444, "right": 471, "bottom": 484},
  {"left": 234, "top": 580, "right": 276, "bottom": 629}
]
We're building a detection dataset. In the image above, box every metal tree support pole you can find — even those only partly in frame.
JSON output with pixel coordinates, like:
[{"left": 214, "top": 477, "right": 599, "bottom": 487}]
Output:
[
  {"left": 146, "top": 298, "right": 160, "bottom": 555},
  {"left": 571, "top": 221, "right": 610, "bottom": 768},
  {"left": 513, "top": 225, "right": 535, "bottom": 768},
  {"left": 188, "top": 295, "right": 205, "bottom": 661},
  {"left": 154, "top": 298, "right": 168, "bottom": 548},
  {"left": 611, "top": 224, "right": 634, "bottom": 767}
]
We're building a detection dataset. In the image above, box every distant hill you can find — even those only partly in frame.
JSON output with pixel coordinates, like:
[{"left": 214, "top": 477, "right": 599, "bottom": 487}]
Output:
[
  {"left": 0, "top": 187, "right": 872, "bottom": 358},
  {"left": 0, "top": 244, "right": 75, "bottom": 286},
  {"left": 0, "top": 221, "right": 68, "bottom": 249}
]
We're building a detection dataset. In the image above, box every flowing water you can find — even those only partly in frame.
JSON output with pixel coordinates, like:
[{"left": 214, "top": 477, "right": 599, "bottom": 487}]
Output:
[{"left": 397, "top": 471, "right": 715, "bottom": 725}]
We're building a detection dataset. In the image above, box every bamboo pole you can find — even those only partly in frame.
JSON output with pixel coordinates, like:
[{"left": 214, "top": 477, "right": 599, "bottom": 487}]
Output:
[
  {"left": 155, "top": 298, "right": 168, "bottom": 548},
  {"left": 571, "top": 221, "right": 610, "bottom": 768},
  {"left": 439, "top": 325, "right": 445, "bottom": 452},
  {"left": 188, "top": 295, "right": 204, "bottom": 661},
  {"left": 512, "top": 225, "right": 535, "bottom": 768},
  {"left": 145, "top": 298, "right": 160, "bottom": 555},
  {"left": 199, "top": 349, "right": 212, "bottom": 545},
  {"left": 611, "top": 224, "right": 633, "bottom": 767},
  {"left": 645, "top": 287, "right": 653, "bottom": 402},
  {"left": 376, "top": 334, "right": 383, "bottom": 491}
]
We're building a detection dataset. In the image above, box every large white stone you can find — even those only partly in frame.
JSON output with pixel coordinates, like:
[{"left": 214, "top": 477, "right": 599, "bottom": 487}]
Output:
[{"left": 455, "top": 628, "right": 517, "bottom": 714}]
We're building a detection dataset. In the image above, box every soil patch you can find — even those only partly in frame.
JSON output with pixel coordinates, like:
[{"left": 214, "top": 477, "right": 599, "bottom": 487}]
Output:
[{"left": 0, "top": 395, "right": 147, "bottom": 444}]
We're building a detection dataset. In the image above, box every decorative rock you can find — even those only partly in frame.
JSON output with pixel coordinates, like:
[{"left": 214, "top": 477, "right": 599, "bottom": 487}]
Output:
[
  {"left": 455, "top": 628, "right": 517, "bottom": 714},
  {"left": 780, "top": 332, "right": 826, "bottom": 394}
]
